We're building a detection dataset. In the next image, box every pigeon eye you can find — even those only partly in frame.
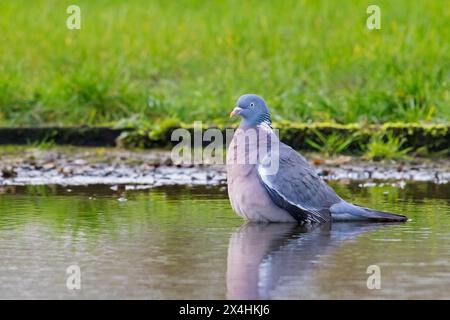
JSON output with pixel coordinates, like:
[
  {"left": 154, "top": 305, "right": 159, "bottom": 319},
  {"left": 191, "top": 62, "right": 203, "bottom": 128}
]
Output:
[{"left": 249, "top": 102, "right": 255, "bottom": 107}]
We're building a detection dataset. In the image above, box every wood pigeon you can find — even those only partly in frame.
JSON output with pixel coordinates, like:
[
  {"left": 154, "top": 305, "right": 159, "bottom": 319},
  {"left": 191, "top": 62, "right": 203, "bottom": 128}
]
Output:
[{"left": 226, "top": 94, "right": 408, "bottom": 224}]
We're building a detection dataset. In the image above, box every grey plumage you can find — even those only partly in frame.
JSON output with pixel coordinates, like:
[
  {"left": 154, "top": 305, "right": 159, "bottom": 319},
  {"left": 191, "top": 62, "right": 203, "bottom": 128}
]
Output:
[
  {"left": 258, "top": 143, "right": 340, "bottom": 223},
  {"left": 227, "top": 94, "right": 408, "bottom": 224}
]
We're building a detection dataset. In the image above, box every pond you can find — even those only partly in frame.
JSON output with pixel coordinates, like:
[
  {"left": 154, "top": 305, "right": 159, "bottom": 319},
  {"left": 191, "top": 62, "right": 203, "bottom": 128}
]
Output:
[{"left": 0, "top": 181, "right": 449, "bottom": 299}]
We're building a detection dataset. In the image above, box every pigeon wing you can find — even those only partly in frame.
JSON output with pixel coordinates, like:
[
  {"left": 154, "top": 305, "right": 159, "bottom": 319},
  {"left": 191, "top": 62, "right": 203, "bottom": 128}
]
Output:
[{"left": 257, "top": 143, "right": 340, "bottom": 224}]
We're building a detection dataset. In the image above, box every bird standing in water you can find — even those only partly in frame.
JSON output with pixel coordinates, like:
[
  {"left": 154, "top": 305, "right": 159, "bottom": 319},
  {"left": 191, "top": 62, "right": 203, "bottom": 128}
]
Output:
[{"left": 226, "top": 94, "right": 407, "bottom": 224}]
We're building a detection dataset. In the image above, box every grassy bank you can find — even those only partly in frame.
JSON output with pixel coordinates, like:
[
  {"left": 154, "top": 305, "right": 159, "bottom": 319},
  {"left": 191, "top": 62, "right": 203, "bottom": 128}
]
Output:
[
  {"left": 117, "top": 122, "right": 450, "bottom": 159},
  {"left": 0, "top": 0, "right": 449, "bottom": 126},
  {"left": 2, "top": 122, "right": 447, "bottom": 159}
]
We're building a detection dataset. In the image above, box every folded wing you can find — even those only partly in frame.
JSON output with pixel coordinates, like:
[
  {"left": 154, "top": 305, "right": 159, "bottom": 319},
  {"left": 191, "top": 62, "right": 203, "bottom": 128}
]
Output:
[{"left": 257, "top": 143, "right": 341, "bottom": 224}]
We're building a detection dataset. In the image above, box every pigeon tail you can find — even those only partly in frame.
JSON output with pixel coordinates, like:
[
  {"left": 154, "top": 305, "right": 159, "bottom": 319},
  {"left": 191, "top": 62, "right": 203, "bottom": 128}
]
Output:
[{"left": 330, "top": 201, "right": 408, "bottom": 222}]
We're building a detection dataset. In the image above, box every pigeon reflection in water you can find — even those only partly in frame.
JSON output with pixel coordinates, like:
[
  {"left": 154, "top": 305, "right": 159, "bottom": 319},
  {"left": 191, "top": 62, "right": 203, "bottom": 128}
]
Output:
[{"left": 226, "top": 222, "right": 396, "bottom": 299}]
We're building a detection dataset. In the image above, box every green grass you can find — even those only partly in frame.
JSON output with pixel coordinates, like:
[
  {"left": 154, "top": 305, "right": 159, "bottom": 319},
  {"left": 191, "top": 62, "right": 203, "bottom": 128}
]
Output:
[
  {"left": 364, "top": 131, "right": 412, "bottom": 160},
  {"left": 306, "top": 130, "right": 360, "bottom": 156},
  {"left": 26, "top": 135, "right": 56, "bottom": 150},
  {"left": 0, "top": 0, "right": 449, "bottom": 127}
]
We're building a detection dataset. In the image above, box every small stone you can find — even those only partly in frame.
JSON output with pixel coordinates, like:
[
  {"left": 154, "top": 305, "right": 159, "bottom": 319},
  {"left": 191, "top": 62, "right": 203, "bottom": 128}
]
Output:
[
  {"left": 161, "top": 157, "right": 173, "bottom": 166},
  {"left": 312, "top": 158, "right": 323, "bottom": 165},
  {"left": 73, "top": 159, "right": 87, "bottom": 166},
  {"left": 43, "top": 162, "right": 56, "bottom": 170},
  {"left": 1, "top": 167, "right": 17, "bottom": 179}
]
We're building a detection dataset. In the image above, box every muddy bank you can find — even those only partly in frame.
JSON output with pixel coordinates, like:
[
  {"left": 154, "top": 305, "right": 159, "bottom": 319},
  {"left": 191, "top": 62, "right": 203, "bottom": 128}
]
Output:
[
  {"left": 0, "top": 147, "right": 225, "bottom": 187},
  {"left": 0, "top": 147, "right": 449, "bottom": 187}
]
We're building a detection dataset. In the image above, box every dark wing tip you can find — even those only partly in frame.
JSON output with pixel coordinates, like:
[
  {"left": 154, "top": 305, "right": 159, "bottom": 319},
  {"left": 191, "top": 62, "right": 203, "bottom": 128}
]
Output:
[{"left": 362, "top": 207, "right": 408, "bottom": 222}]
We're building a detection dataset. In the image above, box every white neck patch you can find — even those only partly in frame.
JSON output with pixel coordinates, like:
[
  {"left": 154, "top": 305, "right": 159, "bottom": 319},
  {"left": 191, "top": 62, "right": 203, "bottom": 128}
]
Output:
[{"left": 257, "top": 121, "right": 273, "bottom": 133}]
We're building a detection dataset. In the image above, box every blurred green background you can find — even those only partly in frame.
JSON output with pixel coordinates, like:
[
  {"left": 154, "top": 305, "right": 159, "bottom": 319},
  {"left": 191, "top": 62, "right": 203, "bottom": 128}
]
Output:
[{"left": 0, "top": 0, "right": 449, "bottom": 127}]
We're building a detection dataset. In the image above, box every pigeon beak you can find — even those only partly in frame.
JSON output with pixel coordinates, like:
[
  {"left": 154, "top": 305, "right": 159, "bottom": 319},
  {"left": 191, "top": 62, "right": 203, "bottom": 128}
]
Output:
[{"left": 230, "top": 107, "right": 242, "bottom": 118}]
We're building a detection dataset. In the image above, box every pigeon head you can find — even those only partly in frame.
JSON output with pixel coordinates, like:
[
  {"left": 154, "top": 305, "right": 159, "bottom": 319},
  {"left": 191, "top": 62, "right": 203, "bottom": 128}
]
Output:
[{"left": 230, "top": 94, "right": 272, "bottom": 128}]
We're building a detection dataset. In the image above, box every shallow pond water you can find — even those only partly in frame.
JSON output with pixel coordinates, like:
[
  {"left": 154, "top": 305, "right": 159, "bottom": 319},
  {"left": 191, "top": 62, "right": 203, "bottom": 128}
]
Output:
[{"left": 0, "top": 181, "right": 449, "bottom": 299}]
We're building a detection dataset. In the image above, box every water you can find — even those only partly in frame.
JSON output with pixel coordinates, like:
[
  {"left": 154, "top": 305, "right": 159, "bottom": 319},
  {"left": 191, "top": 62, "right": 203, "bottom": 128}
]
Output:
[{"left": 0, "top": 182, "right": 449, "bottom": 299}]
